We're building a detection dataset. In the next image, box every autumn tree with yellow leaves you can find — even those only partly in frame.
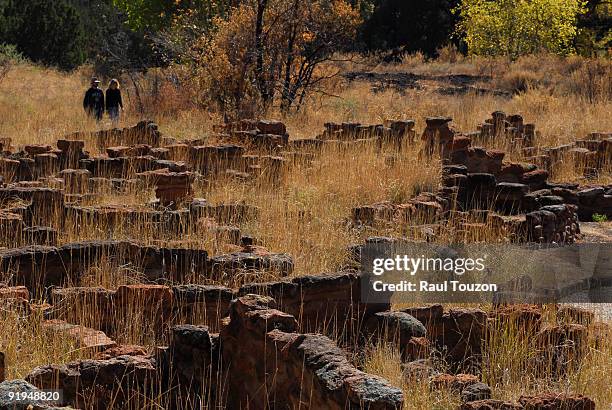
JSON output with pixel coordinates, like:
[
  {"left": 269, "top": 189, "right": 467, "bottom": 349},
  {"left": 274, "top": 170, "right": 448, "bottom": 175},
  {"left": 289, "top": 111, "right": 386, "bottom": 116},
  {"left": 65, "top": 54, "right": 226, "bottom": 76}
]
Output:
[{"left": 455, "top": 0, "right": 588, "bottom": 59}]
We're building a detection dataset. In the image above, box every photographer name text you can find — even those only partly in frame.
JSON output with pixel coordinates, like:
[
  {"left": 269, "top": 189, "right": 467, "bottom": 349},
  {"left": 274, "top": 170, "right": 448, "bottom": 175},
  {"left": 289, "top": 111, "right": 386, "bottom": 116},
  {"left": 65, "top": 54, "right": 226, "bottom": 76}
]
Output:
[{"left": 371, "top": 280, "right": 497, "bottom": 292}]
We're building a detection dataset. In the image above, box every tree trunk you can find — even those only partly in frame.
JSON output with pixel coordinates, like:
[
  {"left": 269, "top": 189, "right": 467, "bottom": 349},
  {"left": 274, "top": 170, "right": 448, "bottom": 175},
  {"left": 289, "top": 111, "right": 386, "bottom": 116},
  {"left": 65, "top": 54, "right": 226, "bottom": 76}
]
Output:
[
  {"left": 255, "top": 0, "right": 269, "bottom": 105},
  {"left": 281, "top": 0, "right": 301, "bottom": 112}
]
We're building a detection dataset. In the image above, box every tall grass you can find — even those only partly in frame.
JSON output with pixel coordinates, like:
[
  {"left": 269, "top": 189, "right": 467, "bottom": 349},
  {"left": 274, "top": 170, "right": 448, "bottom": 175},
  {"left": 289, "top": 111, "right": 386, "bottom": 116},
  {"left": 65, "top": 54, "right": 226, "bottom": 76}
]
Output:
[{"left": 0, "top": 54, "right": 610, "bottom": 408}]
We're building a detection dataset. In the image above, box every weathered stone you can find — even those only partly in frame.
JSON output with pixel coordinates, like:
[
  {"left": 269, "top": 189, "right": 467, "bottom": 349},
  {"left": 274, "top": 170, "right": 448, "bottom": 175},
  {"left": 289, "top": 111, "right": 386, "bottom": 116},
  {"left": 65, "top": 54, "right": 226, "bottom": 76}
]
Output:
[
  {"left": 42, "top": 319, "right": 116, "bottom": 352},
  {"left": 256, "top": 120, "right": 286, "bottom": 136},
  {"left": 422, "top": 117, "right": 455, "bottom": 159},
  {"left": 400, "top": 305, "right": 444, "bottom": 323},
  {"left": 428, "top": 308, "right": 487, "bottom": 363},
  {"left": 0, "top": 379, "right": 69, "bottom": 409},
  {"left": 209, "top": 251, "right": 293, "bottom": 280},
  {"left": 168, "top": 324, "right": 220, "bottom": 402},
  {"left": 92, "top": 120, "right": 161, "bottom": 148},
  {"left": 219, "top": 295, "right": 403, "bottom": 409},
  {"left": 520, "top": 169, "right": 549, "bottom": 189},
  {"left": 430, "top": 373, "right": 479, "bottom": 391},
  {"left": 443, "top": 165, "right": 468, "bottom": 175},
  {"left": 490, "top": 304, "right": 542, "bottom": 330},
  {"left": 25, "top": 144, "right": 52, "bottom": 156},
  {"left": 189, "top": 144, "right": 245, "bottom": 174},
  {"left": 459, "top": 399, "right": 522, "bottom": 410},
  {"left": 24, "top": 226, "right": 58, "bottom": 246},
  {"left": 150, "top": 170, "right": 194, "bottom": 206},
  {"left": 536, "top": 324, "right": 588, "bottom": 375},
  {"left": 27, "top": 355, "right": 156, "bottom": 408},
  {"left": 0, "top": 285, "right": 29, "bottom": 300},
  {"left": 57, "top": 139, "right": 85, "bottom": 153},
  {"left": 0, "top": 212, "right": 23, "bottom": 243},
  {"left": 557, "top": 306, "right": 594, "bottom": 325},
  {"left": 172, "top": 284, "right": 234, "bottom": 331},
  {"left": 401, "top": 359, "right": 439, "bottom": 380},
  {"left": 518, "top": 392, "right": 595, "bottom": 410},
  {"left": 115, "top": 284, "right": 174, "bottom": 324},
  {"left": 403, "top": 336, "right": 431, "bottom": 361},
  {"left": 460, "top": 382, "right": 492, "bottom": 403},
  {"left": 94, "top": 345, "right": 148, "bottom": 360},
  {"left": 59, "top": 168, "right": 91, "bottom": 194},
  {"left": 151, "top": 147, "right": 172, "bottom": 160},
  {"left": 0, "top": 158, "right": 20, "bottom": 182},
  {"left": 80, "top": 156, "right": 127, "bottom": 178}
]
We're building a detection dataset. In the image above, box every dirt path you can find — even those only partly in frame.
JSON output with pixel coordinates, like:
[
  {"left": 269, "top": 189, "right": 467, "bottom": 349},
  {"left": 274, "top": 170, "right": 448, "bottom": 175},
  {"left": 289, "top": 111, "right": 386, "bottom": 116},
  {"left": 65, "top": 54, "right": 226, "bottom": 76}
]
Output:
[
  {"left": 563, "top": 222, "right": 612, "bottom": 322},
  {"left": 344, "top": 70, "right": 511, "bottom": 96},
  {"left": 579, "top": 221, "right": 612, "bottom": 243}
]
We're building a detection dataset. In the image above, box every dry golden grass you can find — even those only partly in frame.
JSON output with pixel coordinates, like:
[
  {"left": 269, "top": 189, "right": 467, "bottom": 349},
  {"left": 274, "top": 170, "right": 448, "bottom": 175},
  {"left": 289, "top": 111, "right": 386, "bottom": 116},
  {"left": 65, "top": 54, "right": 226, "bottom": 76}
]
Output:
[
  {"left": 363, "top": 343, "right": 460, "bottom": 410},
  {"left": 0, "top": 308, "right": 89, "bottom": 379},
  {"left": 205, "top": 140, "right": 440, "bottom": 275},
  {"left": 0, "top": 54, "right": 610, "bottom": 408},
  {"left": 363, "top": 307, "right": 612, "bottom": 409}
]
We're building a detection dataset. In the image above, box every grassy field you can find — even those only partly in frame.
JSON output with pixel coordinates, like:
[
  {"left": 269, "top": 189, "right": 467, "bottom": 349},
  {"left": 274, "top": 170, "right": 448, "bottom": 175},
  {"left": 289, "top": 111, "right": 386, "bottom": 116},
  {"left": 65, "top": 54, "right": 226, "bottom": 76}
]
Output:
[{"left": 0, "top": 54, "right": 610, "bottom": 408}]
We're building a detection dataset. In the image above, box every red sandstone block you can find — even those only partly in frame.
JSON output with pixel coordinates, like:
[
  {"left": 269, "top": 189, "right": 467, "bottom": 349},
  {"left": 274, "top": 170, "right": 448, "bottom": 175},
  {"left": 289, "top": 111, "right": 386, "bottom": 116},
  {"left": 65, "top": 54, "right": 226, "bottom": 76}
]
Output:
[
  {"left": 520, "top": 169, "right": 549, "bottom": 184},
  {"left": 460, "top": 400, "right": 521, "bottom": 410},
  {"left": 57, "top": 139, "right": 85, "bottom": 152},
  {"left": 115, "top": 284, "right": 174, "bottom": 316},
  {"left": 452, "top": 136, "right": 472, "bottom": 151},
  {"left": 518, "top": 392, "right": 595, "bottom": 410},
  {"left": 256, "top": 120, "right": 286, "bottom": 136},
  {"left": 490, "top": 304, "right": 542, "bottom": 329},
  {"left": 106, "top": 146, "right": 131, "bottom": 158},
  {"left": 95, "top": 344, "right": 148, "bottom": 360},
  {"left": 430, "top": 373, "right": 479, "bottom": 391},
  {"left": 42, "top": 319, "right": 116, "bottom": 351},
  {"left": 25, "top": 144, "right": 52, "bottom": 156},
  {"left": 0, "top": 286, "right": 29, "bottom": 300}
]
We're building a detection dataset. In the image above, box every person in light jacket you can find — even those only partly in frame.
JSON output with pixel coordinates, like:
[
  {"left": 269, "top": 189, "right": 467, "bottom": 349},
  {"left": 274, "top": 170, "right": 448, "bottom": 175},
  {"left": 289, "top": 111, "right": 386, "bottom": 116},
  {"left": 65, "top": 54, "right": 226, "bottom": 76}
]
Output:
[{"left": 105, "top": 78, "right": 123, "bottom": 125}]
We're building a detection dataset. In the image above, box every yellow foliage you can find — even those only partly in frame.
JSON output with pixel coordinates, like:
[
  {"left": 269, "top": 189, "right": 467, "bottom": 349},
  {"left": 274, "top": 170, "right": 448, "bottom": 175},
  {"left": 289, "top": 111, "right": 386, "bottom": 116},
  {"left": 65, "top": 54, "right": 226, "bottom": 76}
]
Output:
[{"left": 455, "top": 0, "right": 588, "bottom": 58}]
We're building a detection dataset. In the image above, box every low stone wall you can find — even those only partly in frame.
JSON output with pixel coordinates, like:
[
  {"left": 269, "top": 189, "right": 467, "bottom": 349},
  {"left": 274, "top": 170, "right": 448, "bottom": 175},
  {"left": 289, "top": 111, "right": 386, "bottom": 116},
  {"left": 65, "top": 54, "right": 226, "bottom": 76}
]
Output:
[
  {"left": 26, "top": 354, "right": 157, "bottom": 409},
  {"left": 0, "top": 240, "right": 293, "bottom": 295},
  {"left": 172, "top": 294, "right": 404, "bottom": 410},
  {"left": 351, "top": 116, "right": 605, "bottom": 244},
  {"left": 51, "top": 272, "right": 369, "bottom": 335},
  {"left": 23, "top": 294, "right": 405, "bottom": 410}
]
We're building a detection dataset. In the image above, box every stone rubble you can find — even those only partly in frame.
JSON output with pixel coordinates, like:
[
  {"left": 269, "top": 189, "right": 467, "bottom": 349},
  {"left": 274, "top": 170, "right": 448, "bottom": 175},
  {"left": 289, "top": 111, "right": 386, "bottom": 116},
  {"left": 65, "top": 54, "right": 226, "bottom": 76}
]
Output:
[{"left": 0, "top": 118, "right": 606, "bottom": 409}]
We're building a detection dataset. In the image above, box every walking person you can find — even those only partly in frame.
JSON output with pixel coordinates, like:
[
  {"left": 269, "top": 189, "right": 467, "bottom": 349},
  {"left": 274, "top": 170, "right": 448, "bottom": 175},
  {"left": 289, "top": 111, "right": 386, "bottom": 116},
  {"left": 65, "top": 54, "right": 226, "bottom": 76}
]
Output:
[
  {"left": 83, "top": 78, "right": 104, "bottom": 122},
  {"left": 105, "top": 79, "right": 123, "bottom": 126}
]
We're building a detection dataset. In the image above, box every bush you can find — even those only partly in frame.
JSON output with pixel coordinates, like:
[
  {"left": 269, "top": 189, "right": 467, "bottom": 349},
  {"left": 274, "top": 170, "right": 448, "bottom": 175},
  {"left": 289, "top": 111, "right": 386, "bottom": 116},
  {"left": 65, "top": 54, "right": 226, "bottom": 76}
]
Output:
[
  {"left": 592, "top": 213, "right": 608, "bottom": 223},
  {"left": 496, "top": 69, "right": 541, "bottom": 94},
  {"left": 0, "top": 43, "right": 23, "bottom": 83},
  {"left": 566, "top": 58, "right": 612, "bottom": 102}
]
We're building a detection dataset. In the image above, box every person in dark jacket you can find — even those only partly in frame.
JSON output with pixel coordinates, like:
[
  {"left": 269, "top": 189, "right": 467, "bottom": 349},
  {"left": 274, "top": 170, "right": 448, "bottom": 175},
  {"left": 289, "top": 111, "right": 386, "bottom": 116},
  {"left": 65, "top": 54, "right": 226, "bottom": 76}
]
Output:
[
  {"left": 105, "top": 79, "right": 123, "bottom": 125},
  {"left": 83, "top": 78, "right": 104, "bottom": 121}
]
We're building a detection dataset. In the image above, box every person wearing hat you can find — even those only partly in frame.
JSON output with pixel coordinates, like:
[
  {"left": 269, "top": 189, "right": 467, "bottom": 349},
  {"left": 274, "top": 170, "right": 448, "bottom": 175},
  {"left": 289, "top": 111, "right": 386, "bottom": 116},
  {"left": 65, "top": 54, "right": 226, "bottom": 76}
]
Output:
[{"left": 83, "top": 78, "right": 105, "bottom": 121}]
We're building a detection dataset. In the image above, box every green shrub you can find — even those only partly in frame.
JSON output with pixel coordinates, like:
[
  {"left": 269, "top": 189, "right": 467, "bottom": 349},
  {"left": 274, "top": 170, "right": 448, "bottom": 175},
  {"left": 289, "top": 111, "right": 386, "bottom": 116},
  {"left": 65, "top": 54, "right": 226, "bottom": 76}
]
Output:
[{"left": 592, "top": 213, "right": 608, "bottom": 223}]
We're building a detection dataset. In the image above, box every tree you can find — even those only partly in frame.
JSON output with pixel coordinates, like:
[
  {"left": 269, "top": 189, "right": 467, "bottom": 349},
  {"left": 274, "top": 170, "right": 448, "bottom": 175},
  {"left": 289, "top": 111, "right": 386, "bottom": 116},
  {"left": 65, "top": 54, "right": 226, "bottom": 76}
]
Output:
[
  {"left": 455, "top": 0, "right": 588, "bottom": 59},
  {"left": 575, "top": 0, "right": 612, "bottom": 55},
  {"left": 186, "top": 0, "right": 361, "bottom": 116},
  {"left": 112, "top": 0, "right": 236, "bottom": 31},
  {"left": 0, "top": 0, "right": 87, "bottom": 70},
  {"left": 360, "top": 0, "right": 460, "bottom": 57}
]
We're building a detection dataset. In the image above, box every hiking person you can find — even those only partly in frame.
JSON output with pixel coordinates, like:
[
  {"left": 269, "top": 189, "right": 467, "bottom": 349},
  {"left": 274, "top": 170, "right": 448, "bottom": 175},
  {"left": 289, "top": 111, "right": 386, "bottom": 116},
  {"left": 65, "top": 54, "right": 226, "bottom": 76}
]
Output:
[
  {"left": 106, "top": 78, "right": 123, "bottom": 126},
  {"left": 83, "top": 78, "right": 104, "bottom": 121}
]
